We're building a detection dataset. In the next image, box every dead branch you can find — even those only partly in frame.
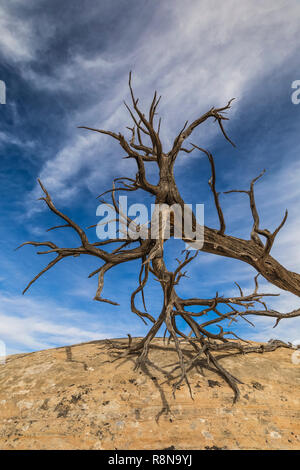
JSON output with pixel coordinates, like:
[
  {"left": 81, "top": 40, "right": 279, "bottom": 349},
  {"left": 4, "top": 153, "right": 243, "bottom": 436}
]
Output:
[{"left": 19, "top": 72, "right": 300, "bottom": 403}]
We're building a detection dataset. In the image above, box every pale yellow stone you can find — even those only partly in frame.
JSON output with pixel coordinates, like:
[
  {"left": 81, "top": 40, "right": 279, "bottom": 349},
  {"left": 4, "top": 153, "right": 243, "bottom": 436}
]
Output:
[{"left": 0, "top": 338, "right": 299, "bottom": 450}]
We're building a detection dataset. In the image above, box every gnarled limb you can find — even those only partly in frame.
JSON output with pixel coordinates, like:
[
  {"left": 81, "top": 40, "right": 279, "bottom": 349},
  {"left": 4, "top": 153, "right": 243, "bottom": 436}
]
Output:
[{"left": 20, "top": 73, "right": 300, "bottom": 404}]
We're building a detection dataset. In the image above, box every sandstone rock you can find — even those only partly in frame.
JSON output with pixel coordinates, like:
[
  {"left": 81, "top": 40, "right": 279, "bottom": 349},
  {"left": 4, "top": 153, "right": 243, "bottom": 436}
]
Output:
[{"left": 0, "top": 338, "right": 299, "bottom": 450}]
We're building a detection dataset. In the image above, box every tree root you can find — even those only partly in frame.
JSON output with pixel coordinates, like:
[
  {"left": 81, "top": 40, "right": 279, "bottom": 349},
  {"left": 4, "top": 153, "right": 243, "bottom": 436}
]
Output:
[{"left": 105, "top": 336, "right": 294, "bottom": 404}]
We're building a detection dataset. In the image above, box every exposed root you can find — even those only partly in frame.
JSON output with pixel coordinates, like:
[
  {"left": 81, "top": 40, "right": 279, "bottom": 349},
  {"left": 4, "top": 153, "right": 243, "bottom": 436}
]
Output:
[
  {"left": 104, "top": 335, "right": 294, "bottom": 404},
  {"left": 19, "top": 72, "right": 300, "bottom": 408}
]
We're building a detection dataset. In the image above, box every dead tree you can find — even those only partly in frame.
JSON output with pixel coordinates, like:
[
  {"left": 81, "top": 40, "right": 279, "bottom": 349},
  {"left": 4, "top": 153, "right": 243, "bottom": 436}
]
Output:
[{"left": 18, "top": 73, "right": 300, "bottom": 402}]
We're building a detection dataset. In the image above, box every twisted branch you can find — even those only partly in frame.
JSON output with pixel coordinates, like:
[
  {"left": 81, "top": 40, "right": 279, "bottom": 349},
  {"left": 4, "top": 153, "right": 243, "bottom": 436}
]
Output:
[{"left": 19, "top": 73, "right": 300, "bottom": 403}]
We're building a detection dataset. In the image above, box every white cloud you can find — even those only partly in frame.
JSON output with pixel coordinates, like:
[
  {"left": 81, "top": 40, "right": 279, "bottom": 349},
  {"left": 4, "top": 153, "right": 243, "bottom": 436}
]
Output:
[
  {"left": 0, "top": 1, "right": 56, "bottom": 63},
  {"left": 3, "top": 0, "right": 300, "bottom": 353},
  {"left": 24, "top": 53, "right": 130, "bottom": 93},
  {"left": 0, "top": 291, "right": 125, "bottom": 355},
  {"left": 245, "top": 315, "right": 300, "bottom": 344},
  {"left": 0, "top": 5, "right": 34, "bottom": 61},
  {"left": 23, "top": 0, "right": 300, "bottom": 206},
  {"left": 0, "top": 130, "right": 35, "bottom": 150}
]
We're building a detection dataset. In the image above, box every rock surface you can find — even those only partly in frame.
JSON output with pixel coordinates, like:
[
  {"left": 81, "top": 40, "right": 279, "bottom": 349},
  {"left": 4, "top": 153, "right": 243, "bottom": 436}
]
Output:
[{"left": 0, "top": 338, "right": 299, "bottom": 450}]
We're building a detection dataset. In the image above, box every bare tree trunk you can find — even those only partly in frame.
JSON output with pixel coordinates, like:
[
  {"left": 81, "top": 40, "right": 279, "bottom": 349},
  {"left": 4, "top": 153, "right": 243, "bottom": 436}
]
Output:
[{"left": 19, "top": 73, "right": 300, "bottom": 402}]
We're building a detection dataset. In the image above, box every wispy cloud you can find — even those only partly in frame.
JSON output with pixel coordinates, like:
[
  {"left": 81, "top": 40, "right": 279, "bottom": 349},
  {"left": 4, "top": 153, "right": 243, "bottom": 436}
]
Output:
[
  {"left": 0, "top": 4, "right": 35, "bottom": 62},
  {"left": 1, "top": 0, "right": 300, "bottom": 354},
  {"left": 12, "top": 0, "right": 299, "bottom": 205},
  {"left": 0, "top": 291, "right": 142, "bottom": 355}
]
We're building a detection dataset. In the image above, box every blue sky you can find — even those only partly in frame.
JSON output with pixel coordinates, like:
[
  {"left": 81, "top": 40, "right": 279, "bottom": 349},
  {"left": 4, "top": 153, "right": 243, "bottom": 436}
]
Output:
[{"left": 0, "top": 0, "right": 300, "bottom": 355}]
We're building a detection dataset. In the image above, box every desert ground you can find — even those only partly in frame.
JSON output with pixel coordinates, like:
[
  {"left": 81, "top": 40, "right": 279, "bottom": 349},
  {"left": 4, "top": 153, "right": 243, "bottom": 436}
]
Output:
[{"left": 0, "top": 338, "right": 299, "bottom": 450}]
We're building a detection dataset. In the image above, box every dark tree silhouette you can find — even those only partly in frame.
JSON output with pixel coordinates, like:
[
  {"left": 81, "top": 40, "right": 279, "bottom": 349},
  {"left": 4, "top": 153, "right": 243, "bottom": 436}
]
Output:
[{"left": 18, "top": 73, "right": 300, "bottom": 402}]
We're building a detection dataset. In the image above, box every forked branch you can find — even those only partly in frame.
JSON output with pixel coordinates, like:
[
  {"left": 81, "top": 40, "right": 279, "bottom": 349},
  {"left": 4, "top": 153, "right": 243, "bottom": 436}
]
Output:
[{"left": 19, "top": 73, "right": 300, "bottom": 403}]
